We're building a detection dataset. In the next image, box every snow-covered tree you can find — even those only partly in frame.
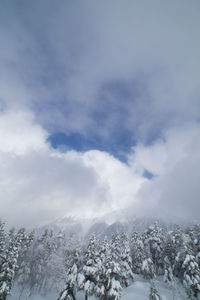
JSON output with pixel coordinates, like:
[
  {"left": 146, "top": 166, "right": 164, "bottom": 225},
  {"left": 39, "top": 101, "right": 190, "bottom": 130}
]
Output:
[
  {"left": 16, "top": 230, "right": 35, "bottom": 298},
  {"left": 107, "top": 277, "right": 122, "bottom": 300},
  {"left": 144, "top": 222, "right": 164, "bottom": 275},
  {"left": 131, "top": 233, "right": 145, "bottom": 274},
  {"left": 82, "top": 234, "right": 99, "bottom": 299},
  {"left": 29, "top": 229, "right": 57, "bottom": 294},
  {"left": 0, "top": 220, "right": 6, "bottom": 259},
  {"left": 163, "top": 256, "right": 174, "bottom": 285},
  {"left": 58, "top": 249, "right": 80, "bottom": 300},
  {"left": 163, "top": 256, "right": 178, "bottom": 298},
  {"left": 0, "top": 228, "right": 21, "bottom": 299},
  {"left": 149, "top": 280, "right": 161, "bottom": 300},
  {"left": 48, "top": 233, "right": 68, "bottom": 291},
  {"left": 182, "top": 254, "right": 200, "bottom": 299},
  {"left": 0, "top": 220, "right": 7, "bottom": 299},
  {"left": 164, "top": 231, "right": 176, "bottom": 267},
  {"left": 120, "top": 233, "right": 134, "bottom": 287},
  {"left": 142, "top": 258, "right": 155, "bottom": 280},
  {"left": 106, "top": 234, "right": 122, "bottom": 299},
  {"left": 94, "top": 237, "right": 110, "bottom": 299},
  {"left": 0, "top": 221, "right": 6, "bottom": 268},
  {"left": 171, "top": 225, "right": 191, "bottom": 279}
]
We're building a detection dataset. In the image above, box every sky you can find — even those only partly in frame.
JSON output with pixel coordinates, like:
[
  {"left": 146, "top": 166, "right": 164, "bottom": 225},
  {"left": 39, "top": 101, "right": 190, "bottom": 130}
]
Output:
[{"left": 0, "top": 0, "right": 200, "bottom": 227}]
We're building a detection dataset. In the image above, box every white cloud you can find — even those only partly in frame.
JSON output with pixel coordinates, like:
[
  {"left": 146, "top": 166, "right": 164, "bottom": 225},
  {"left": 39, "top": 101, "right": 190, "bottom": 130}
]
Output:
[
  {"left": 0, "top": 1, "right": 200, "bottom": 226},
  {"left": 127, "top": 123, "right": 200, "bottom": 220},
  {"left": 128, "top": 124, "right": 200, "bottom": 176},
  {"left": 0, "top": 110, "right": 145, "bottom": 227},
  {"left": 0, "top": 110, "right": 47, "bottom": 154},
  {"left": 83, "top": 150, "right": 145, "bottom": 211},
  {"left": 0, "top": 109, "right": 199, "bottom": 227}
]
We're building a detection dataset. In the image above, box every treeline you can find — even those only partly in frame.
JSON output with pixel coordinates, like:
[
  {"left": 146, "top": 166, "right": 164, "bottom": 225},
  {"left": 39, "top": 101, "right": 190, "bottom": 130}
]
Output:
[{"left": 0, "top": 220, "right": 200, "bottom": 299}]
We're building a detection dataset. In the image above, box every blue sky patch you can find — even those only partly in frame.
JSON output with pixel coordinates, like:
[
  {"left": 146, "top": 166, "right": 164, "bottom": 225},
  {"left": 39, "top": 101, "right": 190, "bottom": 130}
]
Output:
[
  {"left": 47, "top": 130, "right": 135, "bottom": 163},
  {"left": 143, "top": 169, "right": 155, "bottom": 179}
]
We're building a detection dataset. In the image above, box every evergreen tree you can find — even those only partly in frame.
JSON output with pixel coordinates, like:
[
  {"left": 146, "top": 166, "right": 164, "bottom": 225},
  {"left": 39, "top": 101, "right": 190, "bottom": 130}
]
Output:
[
  {"left": 0, "top": 228, "right": 21, "bottom": 299},
  {"left": 149, "top": 280, "right": 161, "bottom": 300},
  {"left": 145, "top": 222, "right": 164, "bottom": 275},
  {"left": 172, "top": 225, "right": 191, "bottom": 279},
  {"left": 0, "top": 220, "right": 7, "bottom": 299},
  {"left": 182, "top": 254, "right": 200, "bottom": 299},
  {"left": 16, "top": 230, "right": 35, "bottom": 298},
  {"left": 142, "top": 258, "right": 155, "bottom": 280},
  {"left": 58, "top": 249, "right": 80, "bottom": 300},
  {"left": 164, "top": 231, "right": 176, "bottom": 267},
  {"left": 163, "top": 256, "right": 178, "bottom": 298},
  {"left": 29, "top": 229, "right": 57, "bottom": 294},
  {"left": 0, "top": 220, "right": 6, "bottom": 261},
  {"left": 131, "top": 232, "right": 145, "bottom": 274},
  {"left": 106, "top": 234, "right": 122, "bottom": 299},
  {"left": 95, "top": 237, "right": 110, "bottom": 299},
  {"left": 0, "top": 220, "right": 6, "bottom": 268},
  {"left": 82, "top": 234, "right": 99, "bottom": 300},
  {"left": 120, "top": 233, "right": 134, "bottom": 287},
  {"left": 49, "top": 232, "right": 68, "bottom": 291},
  {"left": 163, "top": 256, "right": 174, "bottom": 285}
]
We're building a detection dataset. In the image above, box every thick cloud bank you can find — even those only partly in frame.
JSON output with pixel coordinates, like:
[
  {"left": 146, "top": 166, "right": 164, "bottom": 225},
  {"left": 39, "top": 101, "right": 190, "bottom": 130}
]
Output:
[
  {"left": 0, "top": 111, "right": 200, "bottom": 227},
  {"left": 128, "top": 124, "right": 200, "bottom": 221},
  {"left": 0, "top": 110, "right": 144, "bottom": 226}
]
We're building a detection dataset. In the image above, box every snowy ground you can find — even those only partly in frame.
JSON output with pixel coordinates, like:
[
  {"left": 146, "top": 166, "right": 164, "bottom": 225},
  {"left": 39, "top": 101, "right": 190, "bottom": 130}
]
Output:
[
  {"left": 9, "top": 276, "right": 190, "bottom": 300},
  {"left": 122, "top": 275, "right": 187, "bottom": 300}
]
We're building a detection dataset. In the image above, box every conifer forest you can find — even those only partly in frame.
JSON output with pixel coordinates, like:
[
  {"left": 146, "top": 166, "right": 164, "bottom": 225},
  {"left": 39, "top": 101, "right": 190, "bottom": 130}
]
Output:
[{"left": 0, "top": 220, "right": 200, "bottom": 300}]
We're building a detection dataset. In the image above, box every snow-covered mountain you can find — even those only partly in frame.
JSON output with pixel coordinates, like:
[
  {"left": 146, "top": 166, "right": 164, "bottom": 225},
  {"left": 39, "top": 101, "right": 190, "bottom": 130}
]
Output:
[{"left": 35, "top": 215, "right": 172, "bottom": 240}]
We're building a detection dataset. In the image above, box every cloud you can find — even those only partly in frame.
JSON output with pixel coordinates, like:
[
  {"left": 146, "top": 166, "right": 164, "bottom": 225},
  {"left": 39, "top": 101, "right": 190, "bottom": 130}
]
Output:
[
  {"left": 0, "top": 1, "right": 200, "bottom": 226},
  {"left": 127, "top": 123, "right": 200, "bottom": 221},
  {"left": 0, "top": 109, "right": 144, "bottom": 227},
  {"left": 0, "top": 149, "right": 108, "bottom": 227},
  {"left": 83, "top": 150, "right": 145, "bottom": 211},
  {"left": 0, "top": 0, "right": 200, "bottom": 142},
  {"left": 0, "top": 109, "right": 199, "bottom": 227},
  {"left": 0, "top": 110, "right": 47, "bottom": 154}
]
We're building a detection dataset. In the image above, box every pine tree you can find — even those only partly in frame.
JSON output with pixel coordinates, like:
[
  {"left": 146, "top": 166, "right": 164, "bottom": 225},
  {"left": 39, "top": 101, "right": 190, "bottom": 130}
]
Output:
[
  {"left": 163, "top": 256, "right": 178, "bottom": 298},
  {"left": 29, "top": 229, "right": 57, "bottom": 294},
  {"left": 149, "top": 280, "right": 161, "bottom": 300},
  {"left": 182, "top": 254, "right": 200, "bottom": 299},
  {"left": 49, "top": 232, "right": 68, "bottom": 291},
  {"left": 95, "top": 237, "right": 110, "bottom": 299},
  {"left": 142, "top": 258, "right": 155, "bottom": 280},
  {"left": 58, "top": 249, "right": 80, "bottom": 300},
  {"left": 131, "top": 232, "right": 145, "bottom": 274},
  {"left": 164, "top": 231, "right": 176, "bottom": 267},
  {"left": 82, "top": 234, "right": 99, "bottom": 300},
  {"left": 0, "top": 220, "right": 7, "bottom": 299},
  {"left": 106, "top": 234, "right": 122, "bottom": 299},
  {"left": 163, "top": 256, "right": 174, "bottom": 285},
  {"left": 41, "top": 229, "right": 56, "bottom": 290},
  {"left": 0, "top": 228, "right": 21, "bottom": 299},
  {"left": 172, "top": 225, "right": 191, "bottom": 279},
  {"left": 145, "top": 222, "right": 164, "bottom": 275},
  {"left": 0, "top": 220, "right": 6, "bottom": 268},
  {"left": 16, "top": 230, "right": 34, "bottom": 298},
  {"left": 120, "top": 233, "right": 134, "bottom": 287},
  {"left": 0, "top": 220, "right": 6, "bottom": 260}
]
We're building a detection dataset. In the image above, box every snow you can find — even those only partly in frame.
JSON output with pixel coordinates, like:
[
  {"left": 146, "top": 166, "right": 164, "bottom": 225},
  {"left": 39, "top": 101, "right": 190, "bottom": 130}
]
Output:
[
  {"left": 0, "top": 281, "right": 7, "bottom": 293},
  {"left": 122, "top": 275, "right": 187, "bottom": 300},
  {"left": 8, "top": 275, "right": 188, "bottom": 300}
]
